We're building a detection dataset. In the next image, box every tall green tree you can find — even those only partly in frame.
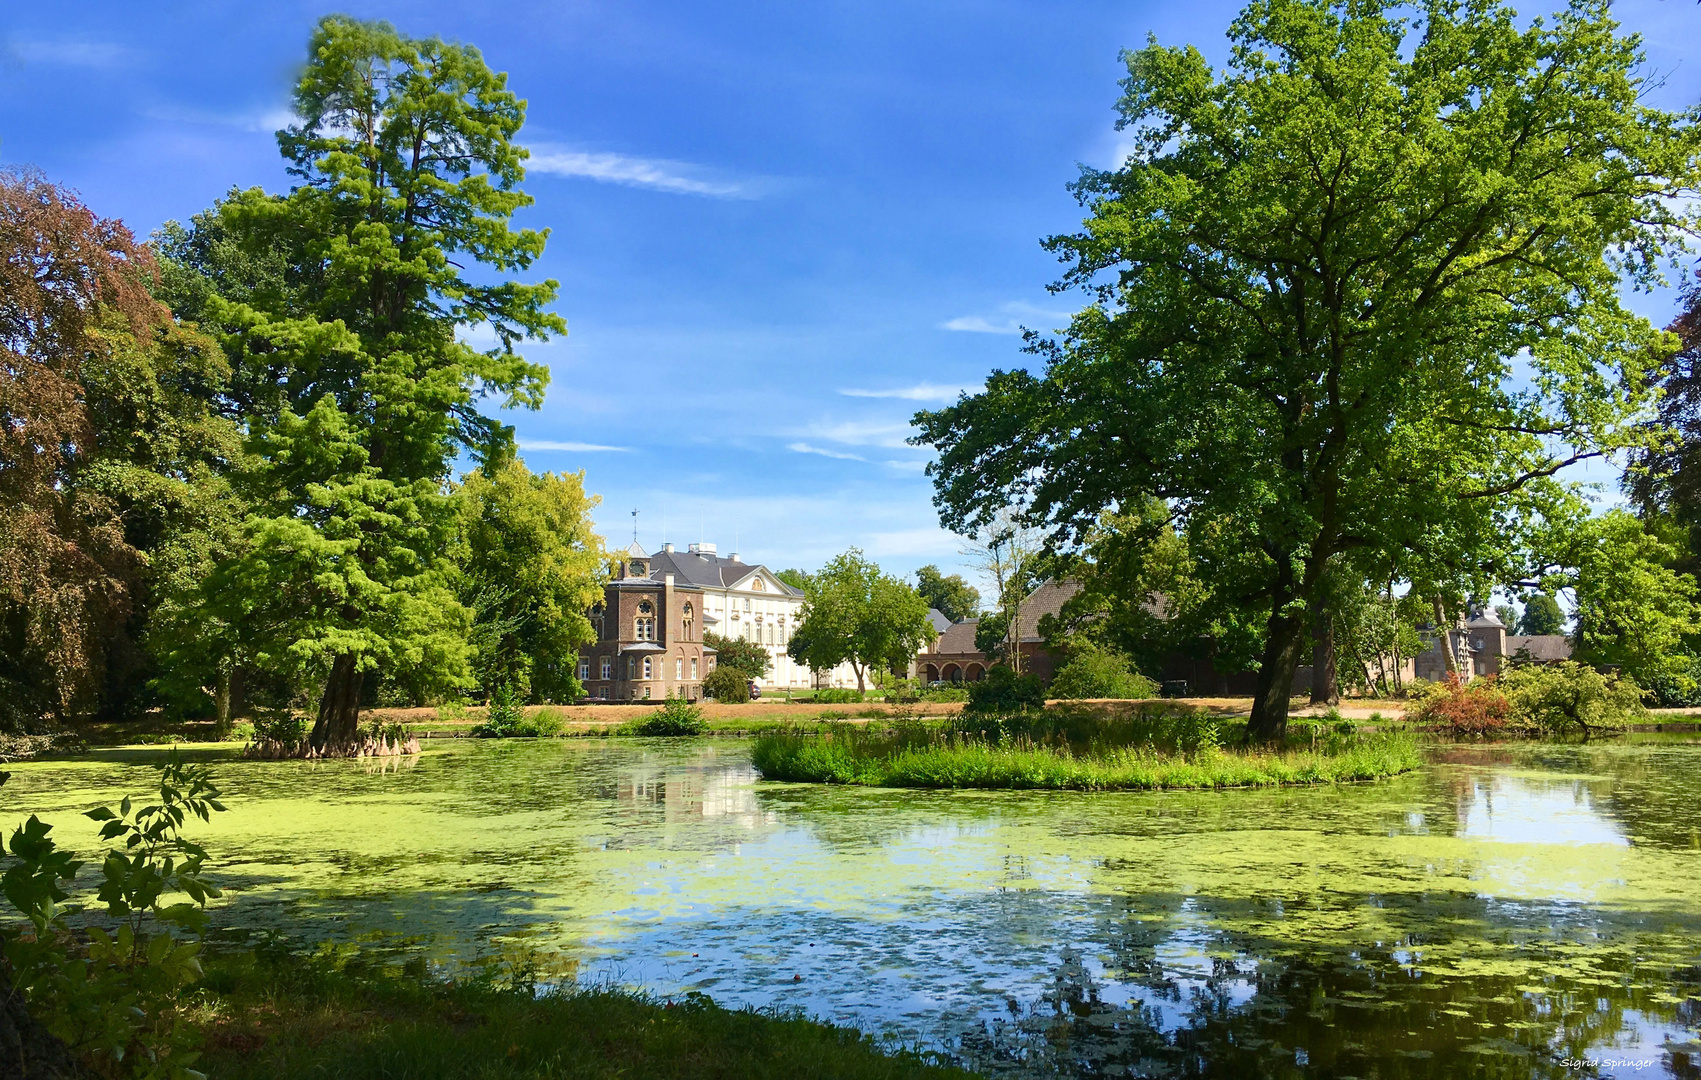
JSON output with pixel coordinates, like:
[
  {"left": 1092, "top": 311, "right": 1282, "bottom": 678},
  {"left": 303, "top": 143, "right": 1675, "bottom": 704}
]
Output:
[
  {"left": 915, "top": 0, "right": 1698, "bottom": 739},
  {"left": 914, "top": 565, "right": 980, "bottom": 623},
  {"left": 701, "top": 631, "right": 773, "bottom": 681},
  {"left": 171, "top": 17, "right": 565, "bottom": 750},
  {"left": 788, "top": 550, "right": 934, "bottom": 692},
  {"left": 1515, "top": 593, "right": 1566, "bottom": 637},
  {"left": 456, "top": 459, "right": 606, "bottom": 705}
]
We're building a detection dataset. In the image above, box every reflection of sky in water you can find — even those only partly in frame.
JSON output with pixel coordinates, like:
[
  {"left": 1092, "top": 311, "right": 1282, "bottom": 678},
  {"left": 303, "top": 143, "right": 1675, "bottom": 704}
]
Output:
[
  {"left": 6, "top": 740, "right": 1701, "bottom": 1078},
  {"left": 1456, "top": 776, "right": 1630, "bottom": 847}
]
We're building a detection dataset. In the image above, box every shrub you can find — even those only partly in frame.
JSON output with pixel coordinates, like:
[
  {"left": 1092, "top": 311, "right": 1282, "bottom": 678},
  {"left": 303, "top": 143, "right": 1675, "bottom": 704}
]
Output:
[
  {"left": 250, "top": 712, "right": 307, "bottom": 746},
  {"left": 1409, "top": 674, "right": 1509, "bottom": 737},
  {"left": 1, "top": 755, "right": 227, "bottom": 1078},
  {"left": 1048, "top": 643, "right": 1160, "bottom": 700},
  {"left": 625, "top": 697, "right": 708, "bottom": 736},
  {"left": 480, "top": 683, "right": 524, "bottom": 736},
  {"left": 701, "top": 666, "right": 750, "bottom": 703},
  {"left": 1499, "top": 661, "right": 1645, "bottom": 737},
  {"left": 922, "top": 686, "right": 970, "bottom": 703},
  {"left": 965, "top": 666, "right": 1046, "bottom": 714},
  {"left": 1640, "top": 655, "right": 1701, "bottom": 708},
  {"left": 883, "top": 679, "right": 923, "bottom": 704},
  {"left": 813, "top": 688, "right": 864, "bottom": 704}
]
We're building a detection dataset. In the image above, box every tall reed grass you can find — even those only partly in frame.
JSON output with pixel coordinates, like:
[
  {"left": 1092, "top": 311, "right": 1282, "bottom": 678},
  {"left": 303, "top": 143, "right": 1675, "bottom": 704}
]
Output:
[{"left": 751, "top": 710, "right": 1421, "bottom": 791}]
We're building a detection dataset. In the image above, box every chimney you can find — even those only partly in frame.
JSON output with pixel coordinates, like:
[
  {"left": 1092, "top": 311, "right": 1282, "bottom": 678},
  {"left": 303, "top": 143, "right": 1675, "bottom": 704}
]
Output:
[
  {"left": 728, "top": 552, "right": 741, "bottom": 563},
  {"left": 689, "top": 542, "right": 716, "bottom": 556},
  {"left": 663, "top": 542, "right": 675, "bottom": 553}
]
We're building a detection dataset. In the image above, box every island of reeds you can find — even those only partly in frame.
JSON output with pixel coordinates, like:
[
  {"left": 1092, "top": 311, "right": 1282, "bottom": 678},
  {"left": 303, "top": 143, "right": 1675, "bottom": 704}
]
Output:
[{"left": 750, "top": 706, "right": 1423, "bottom": 791}]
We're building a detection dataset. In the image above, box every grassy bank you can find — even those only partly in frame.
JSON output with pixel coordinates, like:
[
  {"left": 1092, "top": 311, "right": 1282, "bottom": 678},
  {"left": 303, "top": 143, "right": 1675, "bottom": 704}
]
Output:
[
  {"left": 184, "top": 946, "right": 974, "bottom": 1080},
  {"left": 752, "top": 710, "right": 1423, "bottom": 791}
]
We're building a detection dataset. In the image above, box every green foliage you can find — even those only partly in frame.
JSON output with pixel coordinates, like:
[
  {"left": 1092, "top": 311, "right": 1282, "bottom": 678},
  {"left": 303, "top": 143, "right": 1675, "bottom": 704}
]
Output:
[
  {"left": 701, "top": 665, "right": 750, "bottom": 703},
  {"left": 965, "top": 666, "right": 1047, "bottom": 714},
  {"left": 624, "top": 697, "right": 708, "bottom": 737},
  {"left": 1549, "top": 510, "right": 1701, "bottom": 689},
  {"left": 912, "top": 0, "right": 1701, "bottom": 740},
  {"left": 774, "top": 568, "right": 813, "bottom": 592},
  {"left": 1498, "top": 661, "right": 1646, "bottom": 736},
  {"left": 914, "top": 565, "right": 980, "bottom": 623},
  {"left": 788, "top": 550, "right": 934, "bottom": 692},
  {"left": 1048, "top": 641, "right": 1158, "bottom": 700},
  {"left": 813, "top": 688, "right": 865, "bottom": 704},
  {"left": 1641, "top": 655, "right": 1701, "bottom": 708},
  {"left": 1516, "top": 593, "right": 1566, "bottom": 637},
  {"left": 702, "top": 631, "right": 773, "bottom": 679},
  {"left": 476, "top": 684, "right": 527, "bottom": 737},
  {"left": 249, "top": 712, "right": 307, "bottom": 747},
  {"left": 2, "top": 754, "right": 228, "bottom": 1078},
  {"left": 456, "top": 460, "right": 605, "bottom": 704},
  {"left": 164, "top": 15, "right": 565, "bottom": 748},
  {"left": 751, "top": 716, "right": 1420, "bottom": 791}
]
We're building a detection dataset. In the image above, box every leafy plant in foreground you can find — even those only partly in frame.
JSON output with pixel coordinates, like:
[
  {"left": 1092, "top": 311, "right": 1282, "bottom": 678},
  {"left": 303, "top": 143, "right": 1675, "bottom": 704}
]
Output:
[
  {"left": 625, "top": 697, "right": 708, "bottom": 737},
  {"left": 3, "top": 753, "right": 228, "bottom": 1078}
]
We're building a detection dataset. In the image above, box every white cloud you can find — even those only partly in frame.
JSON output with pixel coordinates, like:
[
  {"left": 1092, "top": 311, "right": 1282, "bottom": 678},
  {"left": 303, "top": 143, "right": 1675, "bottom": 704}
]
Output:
[
  {"left": 794, "top": 419, "right": 914, "bottom": 449},
  {"left": 519, "top": 440, "right": 630, "bottom": 453},
  {"left": 884, "top": 459, "right": 928, "bottom": 473},
  {"left": 837, "top": 382, "right": 967, "bottom": 402},
  {"left": 7, "top": 40, "right": 130, "bottom": 69},
  {"left": 527, "top": 145, "right": 763, "bottom": 199},
  {"left": 787, "top": 442, "right": 866, "bottom": 462},
  {"left": 940, "top": 300, "right": 1073, "bottom": 335}
]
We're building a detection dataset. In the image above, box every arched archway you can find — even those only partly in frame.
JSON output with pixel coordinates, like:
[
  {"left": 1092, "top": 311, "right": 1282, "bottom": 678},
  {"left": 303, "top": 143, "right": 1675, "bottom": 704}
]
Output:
[
  {"left": 942, "top": 664, "right": 961, "bottom": 683},
  {"left": 925, "top": 664, "right": 939, "bottom": 682},
  {"left": 966, "top": 663, "right": 984, "bottom": 682}
]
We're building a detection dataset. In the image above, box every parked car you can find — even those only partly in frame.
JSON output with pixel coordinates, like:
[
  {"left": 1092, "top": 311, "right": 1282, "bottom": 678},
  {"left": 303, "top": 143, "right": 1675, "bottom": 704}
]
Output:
[{"left": 748, "top": 680, "right": 762, "bottom": 699}]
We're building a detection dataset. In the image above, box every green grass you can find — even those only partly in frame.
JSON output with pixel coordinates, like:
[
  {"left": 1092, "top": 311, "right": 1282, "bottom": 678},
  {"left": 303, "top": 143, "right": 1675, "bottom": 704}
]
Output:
[
  {"left": 190, "top": 946, "right": 973, "bottom": 1080},
  {"left": 751, "top": 713, "right": 1423, "bottom": 791}
]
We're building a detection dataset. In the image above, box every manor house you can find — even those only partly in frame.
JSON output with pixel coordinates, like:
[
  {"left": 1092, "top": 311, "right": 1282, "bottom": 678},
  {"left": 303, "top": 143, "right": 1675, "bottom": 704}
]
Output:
[{"left": 577, "top": 541, "right": 858, "bottom": 701}]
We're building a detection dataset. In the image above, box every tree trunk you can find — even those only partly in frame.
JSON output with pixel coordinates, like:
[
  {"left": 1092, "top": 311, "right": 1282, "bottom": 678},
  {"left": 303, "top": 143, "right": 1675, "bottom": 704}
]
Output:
[
  {"left": 310, "top": 653, "right": 364, "bottom": 752},
  {"left": 1, "top": 959, "right": 92, "bottom": 1080},
  {"left": 1309, "top": 609, "right": 1339, "bottom": 706},
  {"left": 1247, "top": 607, "right": 1308, "bottom": 742},
  {"left": 1432, "top": 596, "right": 1457, "bottom": 677},
  {"left": 853, "top": 663, "right": 865, "bottom": 693}
]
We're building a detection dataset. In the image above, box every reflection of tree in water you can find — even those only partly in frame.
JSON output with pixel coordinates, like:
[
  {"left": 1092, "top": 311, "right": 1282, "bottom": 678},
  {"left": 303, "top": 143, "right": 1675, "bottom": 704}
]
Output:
[{"left": 955, "top": 892, "right": 1701, "bottom": 1079}]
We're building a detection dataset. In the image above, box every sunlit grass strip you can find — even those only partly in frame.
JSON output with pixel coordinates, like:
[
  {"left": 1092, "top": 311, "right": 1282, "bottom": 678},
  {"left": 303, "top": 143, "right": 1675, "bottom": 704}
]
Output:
[{"left": 751, "top": 730, "right": 1424, "bottom": 790}]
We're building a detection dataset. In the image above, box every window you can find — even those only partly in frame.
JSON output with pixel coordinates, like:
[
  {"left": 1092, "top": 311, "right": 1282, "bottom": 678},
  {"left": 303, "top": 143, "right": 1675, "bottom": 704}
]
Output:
[
  {"left": 643, "top": 686, "right": 652, "bottom": 699},
  {"left": 578, "top": 658, "right": 590, "bottom": 681},
  {"left": 690, "top": 657, "right": 698, "bottom": 679},
  {"left": 636, "top": 617, "right": 656, "bottom": 641},
  {"left": 627, "top": 656, "right": 636, "bottom": 679},
  {"left": 643, "top": 657, "right": 653, "bottom": 680},
  {"left": 682, "top": 602, "right": 694, "bottom": 639},
  {"left": 600, "top": 656, "right": 611, "bottom": 680},
  {"left": 766, "top": 624, "right": 774, "bottom": 645},
  {"left": 744, "top": 598, "right": 751, "bottom": 612},
  {"left": 639, "top": 599, "right": 653, "bottom": 614}
]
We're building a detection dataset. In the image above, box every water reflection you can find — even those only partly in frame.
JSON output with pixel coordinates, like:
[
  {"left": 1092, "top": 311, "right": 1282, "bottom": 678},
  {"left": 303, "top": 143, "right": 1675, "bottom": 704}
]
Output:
[{"left": 4, "top": 739, "right": 1700, "bottom": 1078}]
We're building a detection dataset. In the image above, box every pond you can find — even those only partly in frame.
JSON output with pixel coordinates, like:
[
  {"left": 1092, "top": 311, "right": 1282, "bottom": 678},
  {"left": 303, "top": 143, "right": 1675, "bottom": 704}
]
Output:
[{"left": 4, "top": 738, "right": 1701, "bottom": 1078}]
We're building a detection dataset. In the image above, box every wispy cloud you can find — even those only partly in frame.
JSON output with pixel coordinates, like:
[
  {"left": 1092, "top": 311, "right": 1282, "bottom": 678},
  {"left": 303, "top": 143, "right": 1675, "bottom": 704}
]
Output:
[
  {"left": 837, "top": 382, "right": 967, "bottom": 403},
  {"left": 5, "top": 40, "right": 130, "bottom": 70},
  {"left": 941, "top": 300, "right": 1073, "bottom": 335},
  {"left": 787, "top": 442, "right": 866, "bottom": 462},
  {"left": 794, "top": 420, "right": 914, "bottom": 449},
  {"left": 528, "top": 144, "right": 764, "bottom": 199},
  {"left": 884, "top": 459, "right": 928, "bottom": 473},
  {"left": 519, "top": 440, "right": 631, "bottom": 453}
]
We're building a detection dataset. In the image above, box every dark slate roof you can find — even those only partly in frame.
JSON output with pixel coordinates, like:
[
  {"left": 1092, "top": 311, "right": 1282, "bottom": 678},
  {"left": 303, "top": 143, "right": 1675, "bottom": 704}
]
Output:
[
  {"left": 931, "top": 619, "right": 981, "bottom": 654},
  {"left": 1507, "top": 634, "right": 1572, "bottom": 662},
  {"left": 645, "top": 547, "right": 804, "bottom": 596},
  {"left": 618, "top": 642, "right": 665, "bottom": 653},
  {"left": 927, "top": 608, "right": 953, "bottom": 634}
]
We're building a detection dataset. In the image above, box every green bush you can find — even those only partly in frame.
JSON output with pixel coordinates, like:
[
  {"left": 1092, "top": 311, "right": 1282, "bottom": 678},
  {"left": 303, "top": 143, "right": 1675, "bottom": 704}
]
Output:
[
  {"left": 1640, "top": 654, "right": 1701, "bottom": 708},
  {"left": 1, "top": 755, "right": 227, "bottom": 1078},
  {"left": 1048, "top": 643, "right": 1160, "bottom": 700},
  {"left": 479, "top": 683, "right": 524, "bottom": 736},
  {"left": 965, "top": 666, "right": 1046, "bottom": 714},
  {"left": 701, "top": 666, "right": 750, "bottom": 703},
  {"left": 1499, "top": 661, "right": 1646, "bottom": 736},
  {"left": 813, "top": 688, "right": 865, "bottom": 704},
  {"left": 250, "top": 712, "right": 307, "bottom": 746},
  {"left": 625, "top": 697, "right": 709, "bottom": 737}
]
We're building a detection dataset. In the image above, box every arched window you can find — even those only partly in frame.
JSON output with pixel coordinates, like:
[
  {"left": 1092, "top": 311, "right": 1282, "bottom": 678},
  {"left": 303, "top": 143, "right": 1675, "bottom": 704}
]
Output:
[
  {"left": 635, "top": 598, "right": 656, "bottom": 641},
  {"left": 682, "top": 602, "right": 694, "bottom": 639},
  {"left": 643, "top": 656, "right": 653, "bottom": 679}
]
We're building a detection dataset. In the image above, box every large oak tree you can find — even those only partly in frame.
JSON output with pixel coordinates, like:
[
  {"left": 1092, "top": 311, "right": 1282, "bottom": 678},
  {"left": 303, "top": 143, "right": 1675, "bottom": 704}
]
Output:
[{"left": 915, "top": 0, "right": 1699, "bottom": 738}]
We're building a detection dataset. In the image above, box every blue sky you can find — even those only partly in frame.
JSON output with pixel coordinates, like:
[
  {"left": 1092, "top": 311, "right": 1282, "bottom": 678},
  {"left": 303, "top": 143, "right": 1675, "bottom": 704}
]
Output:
[{"left": 3, "top": 0, "right": 1697, "bottom": 590}]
